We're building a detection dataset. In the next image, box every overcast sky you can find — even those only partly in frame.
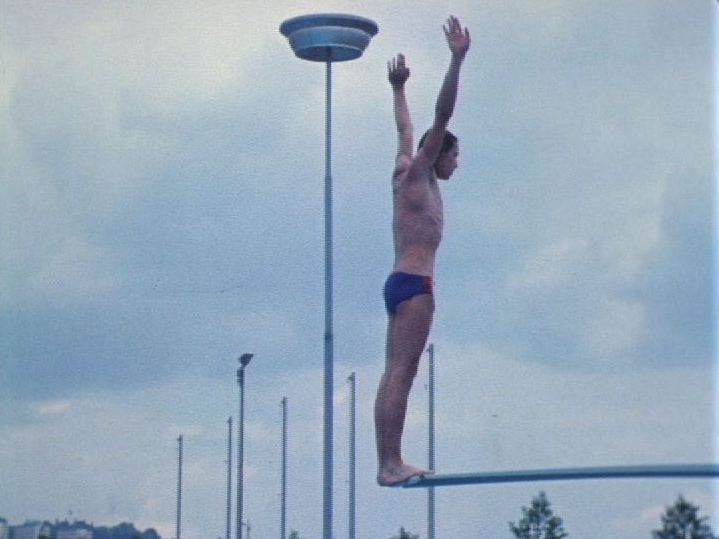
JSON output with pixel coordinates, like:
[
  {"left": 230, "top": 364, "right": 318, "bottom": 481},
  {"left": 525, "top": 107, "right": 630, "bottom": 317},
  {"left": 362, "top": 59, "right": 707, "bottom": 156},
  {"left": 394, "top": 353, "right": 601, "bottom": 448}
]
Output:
[{"left": 1, "top": 1, "right": 716, "bottom": 538}]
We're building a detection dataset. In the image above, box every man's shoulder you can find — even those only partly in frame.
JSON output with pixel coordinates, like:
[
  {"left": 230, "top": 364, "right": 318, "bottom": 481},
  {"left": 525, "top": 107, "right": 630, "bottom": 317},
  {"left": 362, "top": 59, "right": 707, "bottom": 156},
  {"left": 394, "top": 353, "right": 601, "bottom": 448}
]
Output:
[{"left": 394, "top": 154, "right": 412, "bottom": 173}]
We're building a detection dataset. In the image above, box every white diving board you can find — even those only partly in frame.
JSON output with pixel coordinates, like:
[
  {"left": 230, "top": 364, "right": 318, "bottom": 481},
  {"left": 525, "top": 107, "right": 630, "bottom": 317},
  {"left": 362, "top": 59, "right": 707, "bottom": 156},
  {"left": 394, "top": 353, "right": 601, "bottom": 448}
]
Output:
[{"left": 401, "top": 464, "right": 719, "bottom": 488}]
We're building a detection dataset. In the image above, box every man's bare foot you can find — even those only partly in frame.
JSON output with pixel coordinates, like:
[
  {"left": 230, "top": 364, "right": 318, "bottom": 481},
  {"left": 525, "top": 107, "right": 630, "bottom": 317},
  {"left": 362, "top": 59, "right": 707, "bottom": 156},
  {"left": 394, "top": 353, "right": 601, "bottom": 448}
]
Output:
[{"left": 377, "top": 463, "right": 434, "bottom": 486}]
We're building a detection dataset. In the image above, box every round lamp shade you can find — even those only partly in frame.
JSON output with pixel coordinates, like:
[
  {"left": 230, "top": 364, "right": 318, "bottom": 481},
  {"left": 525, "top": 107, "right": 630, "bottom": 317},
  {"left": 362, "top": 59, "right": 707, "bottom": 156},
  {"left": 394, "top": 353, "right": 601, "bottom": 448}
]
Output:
[{"left": 280, "top": 13, "right": 378, "bottom": 62}]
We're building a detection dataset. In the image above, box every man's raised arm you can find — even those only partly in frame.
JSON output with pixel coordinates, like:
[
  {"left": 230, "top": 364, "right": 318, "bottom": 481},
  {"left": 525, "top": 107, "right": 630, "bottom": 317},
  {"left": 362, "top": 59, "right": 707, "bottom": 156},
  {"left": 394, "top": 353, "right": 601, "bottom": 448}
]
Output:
[
  {"left": 388, "top": 53, "right": 413, "bottom": 162},
  {"left": 418, "top": 16, "right": 471, "bottom": 164}
]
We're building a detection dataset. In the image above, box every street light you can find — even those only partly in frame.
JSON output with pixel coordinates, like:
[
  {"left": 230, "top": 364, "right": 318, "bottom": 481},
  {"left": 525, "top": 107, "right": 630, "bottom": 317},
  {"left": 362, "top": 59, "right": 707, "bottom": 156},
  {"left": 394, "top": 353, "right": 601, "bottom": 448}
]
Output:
[
  {"left": 237, "top": 353, "right": 254, "bottom": 539},
  {"left": 279, "top": 15, "right": 377, "bottom": 539},
  {"left": 280, "top": 397, "right": 288, "bottom": 539},
  {"left": 226, "top": 417, "right": 233, "bottom": 539},
  {"left": 176, "top": 435, "right": 183, "bottom": 539},
  {"left": 427, "top": 344, "right": 435, "bottom": 539},
  {"left": 347, "top": 373, "right": 356, "bottom": 539}
]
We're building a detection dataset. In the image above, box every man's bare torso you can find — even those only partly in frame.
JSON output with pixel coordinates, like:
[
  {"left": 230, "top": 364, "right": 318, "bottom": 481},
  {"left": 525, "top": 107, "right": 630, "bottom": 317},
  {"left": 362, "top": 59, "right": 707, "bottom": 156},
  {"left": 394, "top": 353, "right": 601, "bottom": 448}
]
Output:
[{"left": 392, "top": 160, "right": 443, "bottom": 276}]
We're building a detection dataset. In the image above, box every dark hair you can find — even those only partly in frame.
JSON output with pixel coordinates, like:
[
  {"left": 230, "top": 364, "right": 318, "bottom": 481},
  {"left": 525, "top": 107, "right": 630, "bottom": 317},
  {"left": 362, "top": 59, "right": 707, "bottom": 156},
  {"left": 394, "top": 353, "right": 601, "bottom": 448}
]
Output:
[{"left": 418, "top": 129, "right": 458, "bottom": 155}]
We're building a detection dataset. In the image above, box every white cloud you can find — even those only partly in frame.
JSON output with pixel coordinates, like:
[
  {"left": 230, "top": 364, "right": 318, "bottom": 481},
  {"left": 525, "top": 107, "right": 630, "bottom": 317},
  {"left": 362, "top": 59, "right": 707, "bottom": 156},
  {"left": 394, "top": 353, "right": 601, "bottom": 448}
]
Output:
[
  {"left": 24, "top": 237, "right": 125, "bottom": 304},
  {"left": 509, "top": 237, "right": 589, "bottom": 290},
  {"left": 584, "top": 296, "right": 647, "bottom": 358},
  {"left": 31, "top": 399, "right": 73, "bottom": 417}
]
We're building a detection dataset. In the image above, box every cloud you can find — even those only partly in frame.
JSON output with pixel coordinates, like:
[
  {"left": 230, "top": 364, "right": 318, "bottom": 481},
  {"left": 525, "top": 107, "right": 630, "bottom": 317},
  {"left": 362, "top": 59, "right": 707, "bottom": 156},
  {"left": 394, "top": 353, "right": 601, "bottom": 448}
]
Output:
[
  {"left": 31, "top": 399, "right": 73, "bottom": 417},
  {"left": 584, "top": 296, "right": 647, "bottom": 357},
  {"left": 25, "top": 237, "right": 126, "bottom": 304},
  {"left": 508, "top": 238, "right": 590, "bottom": 290}
]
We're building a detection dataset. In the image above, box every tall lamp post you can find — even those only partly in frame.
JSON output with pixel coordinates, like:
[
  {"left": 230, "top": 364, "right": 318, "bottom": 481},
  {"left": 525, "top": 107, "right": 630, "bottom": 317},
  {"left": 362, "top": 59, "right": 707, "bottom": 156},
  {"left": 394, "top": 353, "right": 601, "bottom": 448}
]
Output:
[
  {"left": 427, "top": 344, "right": 436, "bottom": 539},
  {"left": 176, "top": 435, "right": 183, "bottom": 539},
  {"left": 279, "top": 15, "right": 377, "bottom": 539},
  {"left": 281, "top": 397, "right": 288, "bottom": 539},
  {"left": 226, "top": 417, "right": 233, "bottom": 539},
  {"left": 237, "top": 353, "right": 254, "bottom": 539},
  {"left": 347, "top": 373, "right": 356, "bottom": 539}
]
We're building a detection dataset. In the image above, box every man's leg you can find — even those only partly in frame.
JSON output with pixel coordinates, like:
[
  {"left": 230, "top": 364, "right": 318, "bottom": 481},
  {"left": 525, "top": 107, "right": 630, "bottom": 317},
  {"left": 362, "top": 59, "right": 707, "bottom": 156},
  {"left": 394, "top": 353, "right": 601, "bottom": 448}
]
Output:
[{"left": 375, "top": 293, "right": 434, "bottom": 485}]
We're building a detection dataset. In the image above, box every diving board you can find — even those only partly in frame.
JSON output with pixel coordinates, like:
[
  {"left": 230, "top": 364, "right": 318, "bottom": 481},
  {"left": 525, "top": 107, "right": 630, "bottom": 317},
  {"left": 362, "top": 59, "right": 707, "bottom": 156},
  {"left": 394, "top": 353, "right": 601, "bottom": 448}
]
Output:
[{"left": 402, "top": 464, "right": 719, "bottom": 488}]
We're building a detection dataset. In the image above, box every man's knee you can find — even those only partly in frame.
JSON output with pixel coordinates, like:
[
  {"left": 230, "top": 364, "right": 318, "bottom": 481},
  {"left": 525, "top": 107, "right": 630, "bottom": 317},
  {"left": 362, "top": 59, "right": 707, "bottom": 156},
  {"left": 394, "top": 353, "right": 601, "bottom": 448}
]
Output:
[{"left": 387, "top": 356, "right": 421, "bottom": 384}]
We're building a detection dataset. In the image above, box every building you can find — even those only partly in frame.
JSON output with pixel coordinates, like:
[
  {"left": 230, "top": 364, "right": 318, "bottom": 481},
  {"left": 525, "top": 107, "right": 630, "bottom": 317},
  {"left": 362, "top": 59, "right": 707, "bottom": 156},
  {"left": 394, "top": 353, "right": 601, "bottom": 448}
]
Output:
[
  {"left": 56, "top": 528, "right": 92, "bottom": 539},
  {"left": 11, "top": 521, "right": 52, "bottom": 539},
  {"left": 0, "top": 518, "right": 9, "bottom": 539},
  {"left": 55, "top": 521, "right": 93, "bottom": 539}
]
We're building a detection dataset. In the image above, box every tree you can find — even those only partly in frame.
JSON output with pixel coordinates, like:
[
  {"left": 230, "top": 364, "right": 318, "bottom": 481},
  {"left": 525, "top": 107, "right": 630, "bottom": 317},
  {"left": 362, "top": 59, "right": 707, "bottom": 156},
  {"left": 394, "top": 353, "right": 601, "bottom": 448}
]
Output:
[
  {"left": 509, "top": 491, "right": 568, "bottom": 539},
  {"left": 390, "top": 527, "right": 419, "bottom": 539},
  {"left": 288, "top": 531, "right": 302, "bottom": 539},
  {"left": 141, "top": 529, "right": 161, "bottom": 539},
  {"left": 652, "top": 495, "right": 716, "bottom": 539}
]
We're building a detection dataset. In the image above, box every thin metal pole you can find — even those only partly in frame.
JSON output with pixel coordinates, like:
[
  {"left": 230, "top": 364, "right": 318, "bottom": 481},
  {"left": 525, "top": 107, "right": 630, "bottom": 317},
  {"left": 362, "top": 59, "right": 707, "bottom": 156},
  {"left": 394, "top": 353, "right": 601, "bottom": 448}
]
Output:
[
  {"left": 323, "top": 56, "right": 334, "bottom": 539},
  {"left": 237, "top": 368, "right": 246, "bottom": 539},
  {"left": 281, "top": 398, "right": 288, "bottom": 539},
  {"left": 176, "top": 435, "right": 183, "bottom": 539},
  {"left": 226, "top": 417, "right": 233, "bottom": 539},
  {"left": 427, "top": 344, "right": 435, "bottom": 539},
  {"left": 348, "top": 373, "right": 356, "bottom": 539}
]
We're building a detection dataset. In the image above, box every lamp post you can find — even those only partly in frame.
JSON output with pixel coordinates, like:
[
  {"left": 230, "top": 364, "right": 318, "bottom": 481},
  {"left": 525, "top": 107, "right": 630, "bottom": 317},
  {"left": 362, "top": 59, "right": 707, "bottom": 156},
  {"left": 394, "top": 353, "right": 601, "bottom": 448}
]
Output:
[
  {"left": 279, "top": 15, "right": 377, "bottom": 539},
  {"left": 281, "top": 397, "right": 288, "bottom": 539},
  {"left": 427, "top": 344, "right": 436, "bottom": 539},
  {"left": 176, "top": 435, "right": 183, "bottom": 539},
  {"left": 226, "top": 417, "right": 233, "bottom": 539},
  {"left": 237, "top": 353, "right": 254, "bottom": 539},
  {"left": 347, "top": 373, "right": 356, "bottom": 539}
]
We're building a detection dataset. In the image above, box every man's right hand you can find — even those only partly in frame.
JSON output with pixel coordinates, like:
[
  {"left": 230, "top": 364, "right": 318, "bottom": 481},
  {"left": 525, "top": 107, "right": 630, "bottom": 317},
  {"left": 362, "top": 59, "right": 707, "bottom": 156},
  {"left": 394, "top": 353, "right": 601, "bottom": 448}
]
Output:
[{"left": 388, "top": 53, "right": 410, "bottom": 87}]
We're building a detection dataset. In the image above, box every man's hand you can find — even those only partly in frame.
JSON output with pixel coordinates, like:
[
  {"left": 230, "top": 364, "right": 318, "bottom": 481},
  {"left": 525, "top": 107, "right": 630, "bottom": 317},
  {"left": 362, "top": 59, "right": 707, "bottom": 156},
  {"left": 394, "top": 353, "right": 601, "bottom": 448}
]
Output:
[
  {"left": 388, "top": 53, "right": 410, "bottom": 88},
  {"left": 444, "top": 16, "right": 470, "bottom": 58}
]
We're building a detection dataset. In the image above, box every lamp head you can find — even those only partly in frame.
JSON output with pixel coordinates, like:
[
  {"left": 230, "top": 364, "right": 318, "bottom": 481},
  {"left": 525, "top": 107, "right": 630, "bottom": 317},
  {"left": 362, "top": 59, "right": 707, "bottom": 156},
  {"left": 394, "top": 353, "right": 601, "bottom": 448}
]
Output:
[
  {"left": 239, "top": 353, "right": 254, "bottom": 367},
  {"left": 280, "top": 13, "right": 378, "bottom": 62}
]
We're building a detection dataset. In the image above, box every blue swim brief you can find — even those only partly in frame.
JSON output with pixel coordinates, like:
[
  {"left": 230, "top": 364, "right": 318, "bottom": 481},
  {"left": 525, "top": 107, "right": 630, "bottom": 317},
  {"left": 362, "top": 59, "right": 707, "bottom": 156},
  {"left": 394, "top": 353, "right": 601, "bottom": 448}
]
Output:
[{"left": 383, "top": 272, "right": 433, "bottom": 314}]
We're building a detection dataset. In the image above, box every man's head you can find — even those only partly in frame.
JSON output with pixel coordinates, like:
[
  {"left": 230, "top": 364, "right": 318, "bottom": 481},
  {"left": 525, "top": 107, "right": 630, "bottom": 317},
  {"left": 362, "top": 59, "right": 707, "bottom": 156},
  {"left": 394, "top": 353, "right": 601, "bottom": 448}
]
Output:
[{"left": 418, "top": 129, "right": 459, "bottom": 180}]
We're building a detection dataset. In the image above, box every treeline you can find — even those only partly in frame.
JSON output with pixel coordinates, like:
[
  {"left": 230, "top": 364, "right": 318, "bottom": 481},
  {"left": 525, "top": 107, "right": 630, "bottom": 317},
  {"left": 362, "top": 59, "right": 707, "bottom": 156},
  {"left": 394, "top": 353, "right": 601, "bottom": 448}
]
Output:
[
  {"left": 380, "top": 493, "right": 717, "bottom": 539},
  {"left": 93, "top": 523, "right": 161, "bottom": 539},
  {"left": 28, "top": 522, "right": 161, "bottom": 539}
]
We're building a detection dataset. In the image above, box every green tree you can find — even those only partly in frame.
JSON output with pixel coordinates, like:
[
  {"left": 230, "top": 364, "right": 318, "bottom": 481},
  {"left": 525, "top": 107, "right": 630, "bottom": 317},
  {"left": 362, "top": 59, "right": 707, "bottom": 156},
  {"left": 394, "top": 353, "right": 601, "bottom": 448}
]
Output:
[
  {"left": 288, "top": 531, "right": 302, "bottom": 539},
  {"left": 652, "top": 495, "right": 716, "bottom": 539},
  {"left": 509, "top": 491, "right": 568, "bottom": 539},
  {"left": 390, "top": 527, "right": 419, "bottom": 539},
  {"left": 141, "top": 529, "right": 161, "bottom": 539}
]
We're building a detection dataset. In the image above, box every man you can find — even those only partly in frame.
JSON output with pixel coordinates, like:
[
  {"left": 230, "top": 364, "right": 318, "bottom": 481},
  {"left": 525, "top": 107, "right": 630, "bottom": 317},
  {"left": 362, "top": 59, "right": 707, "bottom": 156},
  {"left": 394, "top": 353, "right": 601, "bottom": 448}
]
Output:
[{"left": 374, "top": 16, "right": 471, "bottom": 487}]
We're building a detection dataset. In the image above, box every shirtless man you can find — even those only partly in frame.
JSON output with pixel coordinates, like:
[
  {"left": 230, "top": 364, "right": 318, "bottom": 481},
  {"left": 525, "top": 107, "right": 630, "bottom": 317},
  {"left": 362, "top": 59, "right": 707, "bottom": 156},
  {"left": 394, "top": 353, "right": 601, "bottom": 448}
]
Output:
[{"left": 375, "top": 16, "right": 470, "bottom": 486}]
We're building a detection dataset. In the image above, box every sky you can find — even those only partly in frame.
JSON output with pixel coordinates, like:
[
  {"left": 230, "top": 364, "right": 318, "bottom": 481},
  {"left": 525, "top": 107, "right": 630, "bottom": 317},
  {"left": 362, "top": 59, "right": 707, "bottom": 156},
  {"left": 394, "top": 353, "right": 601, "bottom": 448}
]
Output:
[{"left": 0, "top": 0, "right": 716, "bottom": 538}]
